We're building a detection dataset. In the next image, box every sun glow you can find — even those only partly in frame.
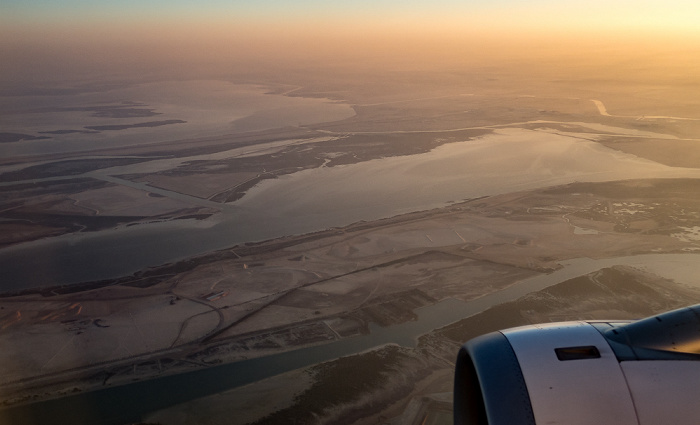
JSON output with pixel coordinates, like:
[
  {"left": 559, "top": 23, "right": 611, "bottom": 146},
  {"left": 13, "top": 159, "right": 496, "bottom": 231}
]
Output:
[{"left": 2, "top": 0, "right": 700, "bottom": 87}]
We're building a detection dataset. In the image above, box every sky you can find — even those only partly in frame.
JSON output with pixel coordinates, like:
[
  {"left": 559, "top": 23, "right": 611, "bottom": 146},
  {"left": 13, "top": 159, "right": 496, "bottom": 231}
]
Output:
[
  {"left": 2, "top": 0, "right": 700, "bottom": 86},
  {"left": 4, "top": 0, "right": 700, "bottom": 35}
]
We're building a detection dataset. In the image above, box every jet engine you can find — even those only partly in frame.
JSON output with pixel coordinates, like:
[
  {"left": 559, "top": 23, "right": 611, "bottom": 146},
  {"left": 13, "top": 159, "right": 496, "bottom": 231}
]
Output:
[{"left": 454, "top": 304, "right": 700, "bottom": 425}]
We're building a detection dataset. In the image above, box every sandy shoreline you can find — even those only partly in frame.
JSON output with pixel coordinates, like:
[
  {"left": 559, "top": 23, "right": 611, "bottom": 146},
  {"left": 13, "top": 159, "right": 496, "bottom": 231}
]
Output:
[
  {"left": 3, "top": 177, "right": 700, "bottom": 418},
  {"left": 4, "top": 72, "right": 700, "bottom": 423}
]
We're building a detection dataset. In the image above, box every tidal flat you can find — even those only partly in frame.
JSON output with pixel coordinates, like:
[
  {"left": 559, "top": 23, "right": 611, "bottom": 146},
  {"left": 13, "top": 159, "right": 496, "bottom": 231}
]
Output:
[{"left": 3, "top": 60, "right": 700, "bottom": 424}]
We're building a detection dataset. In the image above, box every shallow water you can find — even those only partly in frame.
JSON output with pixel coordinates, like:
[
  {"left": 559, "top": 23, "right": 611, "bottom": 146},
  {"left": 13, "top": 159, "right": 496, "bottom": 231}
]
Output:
[
  {"left": 236, "top": 128, "right": 699, "bottom": 219},
  {"left": 3, "top": 128, "right": 700, "bottom": 290},
  {"left": 0, "top": 80, "right": 354, "bottom": 157}
]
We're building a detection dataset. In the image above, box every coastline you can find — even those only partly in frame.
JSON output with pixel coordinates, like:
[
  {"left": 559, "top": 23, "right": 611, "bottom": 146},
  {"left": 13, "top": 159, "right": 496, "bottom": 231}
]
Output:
[{"left": 3, "top": 177, "right": 700, "bottom": 417}]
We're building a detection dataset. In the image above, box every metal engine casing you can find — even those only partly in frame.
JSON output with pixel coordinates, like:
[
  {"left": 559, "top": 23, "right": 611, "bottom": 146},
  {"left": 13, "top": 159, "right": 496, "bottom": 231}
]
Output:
[{"left": 454, "top": 305, "right": 700, "bottom": 425}]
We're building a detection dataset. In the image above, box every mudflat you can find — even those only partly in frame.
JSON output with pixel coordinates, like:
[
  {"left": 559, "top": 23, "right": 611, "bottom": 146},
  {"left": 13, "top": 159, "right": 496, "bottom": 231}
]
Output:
[
  {"left": 3, "top": 62, "right": 700, "bottom": 423},
  {"left": 3, "top": 178, "right": 700, "bottom": 422}
]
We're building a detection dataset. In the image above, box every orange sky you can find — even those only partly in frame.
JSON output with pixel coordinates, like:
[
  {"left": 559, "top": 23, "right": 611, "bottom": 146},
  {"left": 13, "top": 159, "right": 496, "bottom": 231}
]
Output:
[{"left": 2, "top": 0, "right": 700, "bottom": 86}]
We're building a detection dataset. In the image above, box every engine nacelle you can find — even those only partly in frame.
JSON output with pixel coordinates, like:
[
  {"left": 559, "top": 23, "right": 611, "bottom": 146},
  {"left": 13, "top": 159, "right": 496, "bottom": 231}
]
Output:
[{"left": 454, "top": 304, "right": 700, "bottom": 425}]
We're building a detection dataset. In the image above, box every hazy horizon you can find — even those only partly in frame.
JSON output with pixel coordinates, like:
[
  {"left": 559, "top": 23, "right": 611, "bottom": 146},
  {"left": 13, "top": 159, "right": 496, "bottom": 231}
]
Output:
[
  {"left": 5, "top": 2, "right": 700, "bottom": 424},
  {"left": 3, "top": 0, "right": 700, "bottom": 88}
]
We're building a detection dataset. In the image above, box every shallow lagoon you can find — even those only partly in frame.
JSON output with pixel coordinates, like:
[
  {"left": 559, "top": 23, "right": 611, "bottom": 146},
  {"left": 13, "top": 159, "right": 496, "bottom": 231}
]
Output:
[
  {"left": 2, "top": 127, "right": 700, "bottom": 289},
  {"left": 0, "top": 80, "right": 354, "bottom": 157},
  {"left": 236, "top": 128, "right": 700, "bottom": 222}
]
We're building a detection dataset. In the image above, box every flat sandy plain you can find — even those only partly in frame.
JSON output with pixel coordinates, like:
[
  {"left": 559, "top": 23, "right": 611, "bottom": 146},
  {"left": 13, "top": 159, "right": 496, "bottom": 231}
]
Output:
[
  {"left": 3, "top": 178, "right": 700, "bottom": 424},
  {"left": 3, "top": 68, "right": 700, "bottom": 424}
]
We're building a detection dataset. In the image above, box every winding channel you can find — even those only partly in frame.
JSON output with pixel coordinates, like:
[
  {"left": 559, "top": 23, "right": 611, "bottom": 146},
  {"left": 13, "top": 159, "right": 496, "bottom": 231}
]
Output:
[
  {"left": 3, "top": 125, "right": 700, "bottom": 290},
  {"left": 3, "top": 253, "right": 699, "bottom": 425}
]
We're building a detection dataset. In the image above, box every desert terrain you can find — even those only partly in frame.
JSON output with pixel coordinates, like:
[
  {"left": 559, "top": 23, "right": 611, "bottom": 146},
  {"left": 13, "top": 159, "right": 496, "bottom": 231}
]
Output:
[
  {"left": 2, "top": 60, "right": 700, "bottom": 424},
  {"left": 3, "top": 176, "right": 700, "bottom": 424}
]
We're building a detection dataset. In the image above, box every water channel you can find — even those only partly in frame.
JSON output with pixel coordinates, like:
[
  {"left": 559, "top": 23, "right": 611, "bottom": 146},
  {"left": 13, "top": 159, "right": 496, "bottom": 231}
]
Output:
[
  {"left": 5, "top": 81, "right": 700, "bottom": 423},
  {"left": 2, "top": 253, "right": 699, "bottom": 424},
  {"left": 3, "top": 128, "right": 700, "bottom": 291}
]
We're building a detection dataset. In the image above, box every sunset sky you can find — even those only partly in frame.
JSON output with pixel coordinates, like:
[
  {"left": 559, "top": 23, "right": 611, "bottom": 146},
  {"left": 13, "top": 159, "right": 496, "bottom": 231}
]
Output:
[
  {"left": 2, "top": 0, "right": 700, "bottom": 85},
  {"left": 4, "top": 0, "right": 700, "bottom": 35}
]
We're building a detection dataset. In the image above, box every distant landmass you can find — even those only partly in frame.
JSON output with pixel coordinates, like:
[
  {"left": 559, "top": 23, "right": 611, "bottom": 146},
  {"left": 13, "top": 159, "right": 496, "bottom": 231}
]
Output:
[
  {"left": 84, "top": 119, "right": 187, "bottom": 131},
  {"left": 38, "top": 130, "right": 99, "bottom": 135},
  {"left": 0, "top": 133, "right": 50, "bottom": 143}
]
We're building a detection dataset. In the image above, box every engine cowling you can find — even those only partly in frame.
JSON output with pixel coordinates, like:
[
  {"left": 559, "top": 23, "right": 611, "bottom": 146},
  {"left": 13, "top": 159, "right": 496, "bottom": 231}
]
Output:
[{"left": 454, "top": 304, "right": 700, "bottom": 425}]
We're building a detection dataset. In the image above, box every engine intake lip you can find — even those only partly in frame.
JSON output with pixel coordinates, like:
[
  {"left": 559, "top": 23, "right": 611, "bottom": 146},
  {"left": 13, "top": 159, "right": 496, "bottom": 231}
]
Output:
[{"left": 454, "top": 332, "right": 536, "bottom": 425}]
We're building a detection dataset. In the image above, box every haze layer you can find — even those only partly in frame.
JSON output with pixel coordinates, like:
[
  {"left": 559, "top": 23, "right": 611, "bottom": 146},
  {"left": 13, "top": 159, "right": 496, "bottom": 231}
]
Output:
[{"left": 3, "top": 0, "right": 700, "bottom": 88}]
